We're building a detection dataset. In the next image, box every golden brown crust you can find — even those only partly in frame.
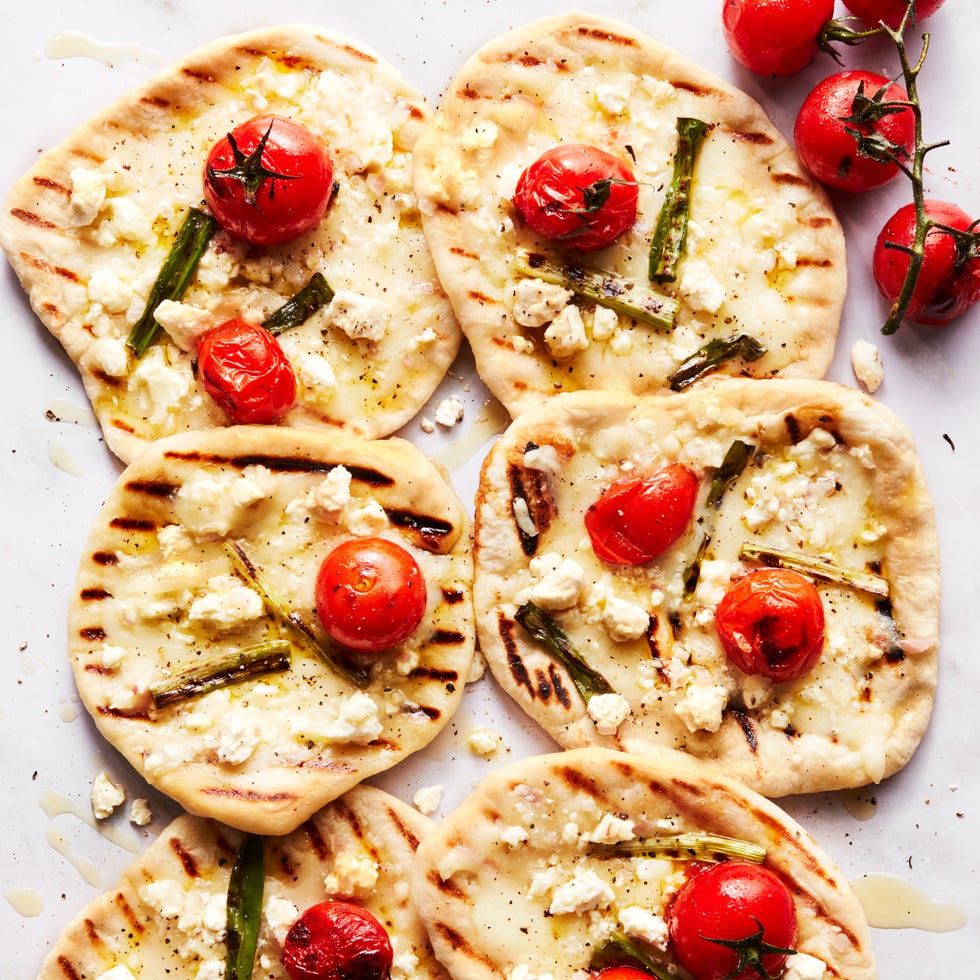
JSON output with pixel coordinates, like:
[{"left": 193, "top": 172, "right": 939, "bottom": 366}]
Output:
[
  {"left": 2, "top": 24, "right": 460, "bottom": 463},
  {"left": 472, "top": 381, "right": 939, "bottom": 796},
  {"left": 69, "top": 425, "right": 474, "bottom": 834},
  {"left": 413, "top": 12, "right": 845, "bottom": 418}
]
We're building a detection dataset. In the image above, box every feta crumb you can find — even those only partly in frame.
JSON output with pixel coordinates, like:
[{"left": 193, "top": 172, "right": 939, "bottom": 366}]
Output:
[
  {"left": 195, "top": 960, "right": 225, "bottom": 980},
  {"left": 618, "top": 905, "right": 669, "bottom": 950},
  {"left": 95, "top": 643, "right": 127, "bottom": 670},
  {"left": 591, "top": 305, "right": 619, "bottom": 340},
  {"left": 549, "top": 868, "right": 615, "bottom": 915},
  {"left": 523, "top": 444, "right": 562, "bottom": 477},
  {"left": 325, "top": 290, "right": 390, "bottom": 342},
  {"left": 544, "top": 304, "right": 589, "bottom": 359},
  {"left": 587, "top": 692, "right": 632, "bottom": 735},
  {"left": 95, "top": 966, "right": 137, "bottom": 980},
  {"left": 295, "top": 352, "right": 338, "bottom": 397},
  {"left": 675, "top": 678, "right": 729, "bottom": 733},
  {"left": 679, "top": 257, "right": 726, "bottom": 314},
  {"left": 87, "top": 267, "right": 133, "bottom": 314},
  {"left": 91, "top": 772, "right": 125, "bottom": 820},
  {"left": 324, "top": 850, "right": 381, "bottom": 897},
  {"left": 599, "top": 593, "right": 650, "bottom": 642},
  {"left": 175, "top": 468, "right": 273, "bottom": 536},
  {"left": 85, "top": 337, "right": 130, "bottom": 378},
  {"left": 215, "top": 714, "right": 260, "bottom": 766},
  {"left": 512, "top": 278, "right": 573, "bottom": 327},
  {"left": 413, "top": 784, "right": 444, "bottom": 815},
  {"left": 460, "top": 121, "right": 500, "bottom": 151},
  {"left": 434, "top": 395, "right": 465, "bottom": 428},
  {"left": 528, "top": 864, "right": 564, "bottom": 899},
  {"left": 130, "top": 347, "right": 192, "bottom": 425},
  {"left": 508, "top": 966, "right": 556, "bottom": 980},
  {"left": 420, "top": 417, "right": 435, "bottom": 433},
  {"left": 413, "top": 327, "right": 439, "bottom": 346},
  {"left": 264, "top": 895, "right": 299, "bottom": 945},
  {"left": 523, "top": 552, "right": 587, "bottom": 611},
  {"left": 782, "top": 952, "right": 828, "bottom": 980},
  {"left": 153, "top": 300, "right": 215, "bottom": 352},
  {"left": 298, "top": 466, "right": 351, "bottom": 522},
  {"left": 345, "top": 499, "right": 388, "bottom": 536},
  {"left": 851, "top": 340, "right": 884, "bottom": 393},
  {"left": 500, "top": 824, "right": 530, "bottom": 846},
  {"left": 323, "top": 693, "right": 383, "bottom": 744},
  {"left": 588, "top": 812, "right": 636, "bottom": 844},
  {"left": 129, "top": 798, "right": 153, "bottom": 827},
  {"left": 391, "top": 948, "right": 422, "bottom": 980},
  {"left": 468, "top": 725, "right": 503, "bottom": 757},
  {"left": 68, "top": 166, "right": 107, "bottom": 226},
  {"left": 187, "top": 575, "right": 264, "bottom": 629},
  {"left": 595, "top": 84, "right": 629, "bottom": 115}
]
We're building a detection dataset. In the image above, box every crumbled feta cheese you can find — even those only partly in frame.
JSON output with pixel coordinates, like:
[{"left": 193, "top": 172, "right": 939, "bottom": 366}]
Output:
[
  {"left": 782, "top": 952, "right": 828, "bottom": 980},
  {"left": 129, "top": 798, "right": 153, "bottom": 827},
  {"left": 325, "top": 290, "right": 390, "bottom": 342},
  {"left": 302, "top": 466, "right": 352, "bottom": 522},
  {"left": 599, "top": 592, "right": 650, "bottom": 642},
  {"left": 68, "top": 166, "right": 107, "bottom": 226},
  {"left": 588, "top": 812, "right": 636, "bottom": 844},
  {"left": 87, "top": 266, "right": 133, "bottom": 314},
  {"left": 85, "top": 337, "right": 130, "bottom": 378},
  {"left": 323, "top": 692, "right": 383, "bottom": 744},
  {"left": 174, "top": 467, "right": 274, "bottom": 536},
  {"left": 215, "top": 713, "right": 260, "bottom": 766},
  {"left": 153, "top": 300, "right": 215, "bottom": 352},
  {"left": 264, "top": 895, "right": 299, "bottom": 945},
  {"left": 95, "top": 966, "right": 137, "bottom": 980},
  {"left": 523, "top": 552, "right": 588, "bottom": 610},
  {"left": 618, "top": 905, "right": 669, "bottom": 949},
  {"left": 591, "top": 305, "right": 619, "bottom": 341},
  {"left": 523, "top": 444, "right": 562, "bottom": 477},
  {"left": 345, "top": 499, "right": 388, "bottom": 536},
  {"left": 391, "top": 948, "right": 422, "bottom": 980},
  {"left": 679, "top": 257, "right": 726, "bottom": 313},
  {"left": 434, "top": 395, "right": 465, "bottom": 427},
  {"left": 512, "top": 334, "right": 534, "bottom": 354},
  {"left": 512, "top": 278, "right": 573, "bottom": 327},
  {"left": 549, "top": 868, "right": 615, "bottom": 915},
  {"left": 675, "top": 677, "right": 729, "bottom": 733},
  {"left": 544, "top": 304, "right": 589, "bottom": 359},
  {"left": 95, "top": 643, "right": 128, "bottom": 669},
  {"left": 324, "top": 850, "right": 381, "bottom": 897},
  {"left": 91, "top": 772, "right": 126, "bottom": 820},
  {"left": 500, "top": 824, "right": 530, "bottom": 846},
  {"left": 468, "top": 725, "right": 503, "bottom": 757},
  {"left": 460, "top": 121, "right": 500, "bottom": 151},
  {"left": 512, "top": 496, "right": 538, "bottom": 539},
  {"left": 140, "top": 879, "right": 185, "bottom": 918},
  {"left": 595, "top": 84, "right": 629, "bottom": 115},
  {"left": 420, "top": 416, "right": 435, "bottom": 433},
  {"left": 528, "top": 864, "right": 564, "bottom": 899},
  {"left": 187, "top": 575, "right": 264, "bottom": 629},
  {"left": 295, "top": 352, "right": 338, "bottom": 398},
  {"left": 413, "top": 784, "right": 444, "bottom": 815},
  {"left": 195, "top": 961, "right": 225, "bottom": 980},
  {"left": 851, "top": 340, "right": 884, "bottom": 393},
  {"left": 157, "top": 523, "right": 194, "bottom": 560},
  {"left": 131, "top": 347, "right": 192, "bottom": 426},
  {"left": 101, "top": 197, "right": 153, "bottom": 244},
  {"left": 587, "top": 692, "right": 632, "bottom": 735},
  {"left": 508, "top": 966, "right": 555, "bottom": 980}
]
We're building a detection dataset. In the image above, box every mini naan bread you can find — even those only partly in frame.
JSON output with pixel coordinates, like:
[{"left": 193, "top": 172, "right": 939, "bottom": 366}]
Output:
[
  {"left": 413, "top": 12, "right": 845, "bottom": 417},
  {"left": 412, "top": 747, "right": 876, "bottom": 980},
  {"left": 40, "top": 785, "right": 450, "bottom": 980},
  {"left": 473, "top": 381, "right": 939, "bottom": 796},
  {"left": 1, "top": 24, "right": 460, "bottom": 463},
  {"left": 69, "top": 426, "right": 474, "bottom": 835}
]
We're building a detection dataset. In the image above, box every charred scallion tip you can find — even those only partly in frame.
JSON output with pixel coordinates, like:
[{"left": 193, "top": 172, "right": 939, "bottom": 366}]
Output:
[
  {"left": 224, "top": 833, "right": 265, "bottom": 980},
  {"left": 149, "top": 641, "right": 291, "bottom": 709},
  {"left": 262, "top": 272, "right": 335, "bottom": 336},
  {"left": 514, "top": 248, "right": 679, "bottom": 330},
  {"left": 515, "top": 601, "right": 614, "bottom": 704},
  {"left": 126, "top": 207, "right": 216, "bottom": 358},
  {"left": 591, "top": 831, "right": 766, "bottom": 864},
  {"left": 668, "top": 334, "right": 767, "bottom": 391},
  {"left": 739, "top": 541, "right": 890, "bottom": 598},
  {"left": 591, "top": 932, "right": 675, "bottom": 980},
  {"left": 223, "top": 541, "right": 371, "bottom": 688},
  {"left": 649, "top": 117, "right": 711, "bottom": 284}
]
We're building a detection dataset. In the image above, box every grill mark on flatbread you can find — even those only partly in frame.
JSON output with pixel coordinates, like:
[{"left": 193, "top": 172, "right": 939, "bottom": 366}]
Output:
[
  {"left": 98, "top": 704, "right": 151, "bottom": 721},
  {"left": 110, "top": 516, "right": 157, "bottom": 532},
  {"left": 302, "top": 816, "right": 330, "bottom": 862},
  {"left": 402, "top": 703, "right": 441, "bottom": 720},
  {"left": 10, "top": 208, "right": 63, "bottom": 232},
  {"left": 673, "top": 80, "right": 721, "bottom": 99},
  {"left": 442, "top": 587, "right": 466, "bottom": 604},
  {"left": 729, "top": 707, "right": 760, "bottom": 753},
  {"left": 508, "top": 460, "right": 556, "bottom": 556},
  {"left": 163, "top": 449, "right": 396, "bottom": 486},
  {"left": 16, "top": 249, "right": 79, "bottom": 282},
  {"left": 429, "top": 629, "right": 466, "bottom": 646},
  {"left": 795, "top": 257, "right": 834, "bottom": 268},
  {"left": 773, "top": 171, "right": 812, "bottom": 187},
  {"left": 433, "top": 922, "right": 498, "bottom": 968},
  {"left": 167, "top": 834, "right": 201, "bottom": 878},
  {"left": 385, "top": 508, "right": 455, "bottom": 549},
  {"left": 33, "top": 176, "right": 70, "bottom": 195},
  {"left": 125, "top": 478, "right": 180, "bottom": 499},
  {"left": 53, "top": 956, "right": 81, "bottom": 980},
  {"left": 784, "top": 413, "right": 803, "bottom": 444},
  {"left": 410, "top": 665, "right": 460, "bottom": 682},
  {"left": 547, "top": 662, "right": 572, "bottom": 707},
  {"left": 199, "top": 786, "right": 299, "bottom": 803},
  {"left": 500, "top": 614, "right": 534, "bottom": 696},
  {"left": 572, "top": 25, "right": 638, "bottom": 48},
  {"left": 82, "top": 918, "right": 105, "bottom": 955},
  {"left": 91, "top": 550, "right": 119, "bottom": 566},
  {"left": 109, "top": 417, "right": 138, "bottom": 435},
  {"left": 732, "top": 129, "right": 775, "bottom": 146},
  {"left": 140, "top": 94, "right": 171, "bottom": 109},
  {"left": 115, "top": 891, "right": 146, "bottom": 935},
  {"left": 92, "top": 368, "right": 124, "bottom": 386},
  {"left": 384, "top": 802, "right": 422, "bottom": 851},
  {"left": 80, "top": 587, "right": 112, "bottom": 601},
  {"left": 79, "top": 626, "right": 106, "bottom": 641},
  {"left": 554, "top": 764, "right": 606, "bottom": 802},
  {"left": 450, "top": 245, "right": 480, "bottom": 261},
  {"left": 180, "top": 65, "right": 217, "bottom": 83},
  {"left": 428, "top": 866, "right": 466, "bottom": 898},
  {"left": 468, "top": 288, "right": 497, "bottom": 305}
]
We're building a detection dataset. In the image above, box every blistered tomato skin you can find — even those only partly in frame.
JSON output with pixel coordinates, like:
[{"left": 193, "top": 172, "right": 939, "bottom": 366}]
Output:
[
  {"left": 204, "top": 114, "right": 334, "bottom": 246},
  {"left": 668, "top": 862, "right": 798, "bottom": 980},
  {"left": 585, "top": 463, "right": 698, "bottom": 565},
  {"left": 842, "top": 0, "right": 946, "bottom": 28},
  {"left": 794, "top": 70, "right": 914, "bottom": 192},
  {"left": 197, "top": 318, "right": 296, "bottom": 425},
  {"left": 715, "top": 568, "right": 826, "bottom": 682},
  {"left": 722, "top": 0, "right": 835, "bottom": 76},
  {"left": 592, "top": 969, "right": 659, "bottom": 980},
  {"left": 512, "top": 144, "right": 639, "bottom": 252},
  {"left": 315, "top": 537, "right": 427, "bottom": 653},
  {"left": 282, "top": 901, "right": 393, "bottom": 980},
  {"left": 873, "top": 200, "right": 980, "bottom": 325}
]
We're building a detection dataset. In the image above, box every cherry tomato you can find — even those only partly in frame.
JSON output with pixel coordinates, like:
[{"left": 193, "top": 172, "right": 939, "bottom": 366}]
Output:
[
  {"left": 873, "top": 200, "right": 980, "bottom": 325},
  {"left": 315, "top": 537, "right": 427, "bottom": 653},
  {"left": 282, "top": 901, "right": 393, "bottom": 980},
  {"left": 722, "top": 0, "right": 834, "bottom": 76},
  {"left": 715, "top": 568, "right": 825, "bottom": 683},
  {"left": 512, "top": 144, "right": 639, "bottom": 252},
  {"left": 204, "top": 114, "right": 334, "bottom": 246},
  {"left": 592, "top": 969, "right": 658, "bottom": 980},
  {"left": 585, "top": 463, "right": 698, "bottom": 565},
  {"left": 794, "top": 70, "right": 914, "bottom": 192},
  {"left": 197, "top": 317, "right": 296, "bottom": 424},
  {"left": 668, "top": 861, "right": 798, "bottom": 980},
  {"left": 842, "top": 0, "right": 945, "bottom": 28}
]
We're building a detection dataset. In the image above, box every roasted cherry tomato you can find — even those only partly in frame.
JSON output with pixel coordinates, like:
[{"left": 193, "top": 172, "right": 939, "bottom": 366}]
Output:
[
  {"left": 512, "top": 144, "right": 639, "bottom": 252},
  {"left": 715, "top": 568, "right": 825, "bottom": 683},
  {"left": 668, "top": 861, "right": 798, "bottom": 980},
  {"left": 842, "top": 0, "right": 945, "bottom": 28},
  {"left": 592, "top": 969, "right": 659, "bottom": 980},
  {"left": 197, "top": 317, "right": 296, "bottom": 424},
  {"left": 794, "top": 70, "right": 914, "bottom": 192},
  {"left": 204, "top": 114, "right": 334, "bottom": 246},
  {"left": 873, "top": 200, "right": 980, "bottom": 325},
  {"left": 315, "top": 537, "right": 427, "bottom": 653},
  {"left": 282, "top": 900, "right": 393, "bottom": 980},
  {"left": 585, "top": 463, "right": 698, "bottom": 565},
  {"left": 722, "top": 0, "right": 834, "bottom": 76}
]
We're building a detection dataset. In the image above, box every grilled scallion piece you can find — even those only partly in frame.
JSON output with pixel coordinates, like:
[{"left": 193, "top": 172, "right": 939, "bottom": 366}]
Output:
[
  {"left": 739, "top": 542, "right": 890, "bottom": 598},
  {"left": 149, "top": 641, "right": 291, "bottom": 709},
  {"left": 262, "top": 272, "right": 335, "bottom": 336},
  {"left": 591, "top": 831, "right": 766, "bottom": 864},
  {"left": 515, "top": 248, "right": 678, "bottom": 330},
  {"left": 649, "top": 117, "right": 711, "bottom": 283},
  {"left": 127, "top": 207, "right": 216, "bottom": 357},
  {"left": 515, "top": 601, "right": 613, "bottom": 703},
  {"left": 668, "top": 334, "right": 767, "bottom": 391},
  {"left": 224, "top": 833, "right": 265, "bottom": 980},
  {"left": 591, "top": 932, "right": 675, "bottom": 980}
]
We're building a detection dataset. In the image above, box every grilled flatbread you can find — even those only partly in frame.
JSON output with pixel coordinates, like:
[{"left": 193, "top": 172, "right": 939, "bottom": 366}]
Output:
[
  {"left": 412, "top": 747, "right": 876, "bottom": 980},
  {"left": 40, "top": 784, "right": 449, "bottom": 980},
  {"left": 473, "top": 381, "right": 939, "bottom": 796},
  {"left": 68, "top": 425, "right": 473, "bottom": 835},
  {"left": 1, "top": 24, "right": 460, "bottom": 463},
  {"left": 413, "top": 12, "right": 845, "bottom": 417}
]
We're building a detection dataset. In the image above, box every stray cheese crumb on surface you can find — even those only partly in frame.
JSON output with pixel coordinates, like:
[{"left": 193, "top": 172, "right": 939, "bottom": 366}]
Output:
[
  {"left": 851, "top": 340, "right": 884, "bottom": 393},
  {"left": 91, "top": 772, "right": 126, "bottom": 820},
  {"left": 129, "top": 798, "right": 153, "bottom": 827},
  {"left": 468, "top": 725, "right": 503, "bottom": 757},
  {"left": 413, "top": 784, "right": 444, "bottom": 815},
  {"left": 434, "top": 395, "right": 465, "bottom": 428}
]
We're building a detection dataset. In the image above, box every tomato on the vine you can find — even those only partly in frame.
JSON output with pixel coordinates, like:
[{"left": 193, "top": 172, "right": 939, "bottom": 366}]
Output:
[
  {"left": 722, "top": 0, "right": 834, "bottom": 76},
  {"left": 197, "top": 317, "right": 296, "bottom": 424},
  {"left": 585, "top": 463, "right": 698, "bottom": 565},
  {"left": 842, "top": 0, "right": 946, "bottom": 29},
  {"left": 512, "top": 144, "right": 639, "bottom": 252},
  {"left": 282, "top": 901, "right": 393, "bottom": 980},
  {"left": 315, "top": 537, "right": 427, "bottom": 653},
  {"left": 204, "top": 114, "right": 334, "bottom": 246},
  {"left": 873, "top": 200, "right": 980, "bottom": 325},
  {"left": 794, "top": 70, "right": 914, "bottom": 191},
  {"left": 715, "top": 568, "right": 825, "bottom": 682}
]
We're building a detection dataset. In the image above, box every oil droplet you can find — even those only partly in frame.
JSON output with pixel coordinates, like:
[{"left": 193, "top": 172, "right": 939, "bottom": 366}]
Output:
[
  {"left": 44, "top": 31, "right": 165, "bottom": 71},
  {"left": 432, "top": 399, "right": 510, "bottom": 471},
  {"left": 840, "top": 787, "right": 878, "bottom": 821},
  {"left": 4, "top": 888, "right": 43, "bottom": 918},
  {"left": 44, "top": 398, "right": 98, "bottom": 427},
  {"left": 850, "top": 873, "right": 968, "bottom": 932},
  {"left": 45, "top": 827, "right": 102, "bottom": 888},
  {"left": 40, "top": 790, "right": 143, "bottom": 854},
  {"left": 48, "top": 443, "right": 83, "bottom": 477},
  {"left": 59, "top": 703, "right": 79, "bottom": 723}
]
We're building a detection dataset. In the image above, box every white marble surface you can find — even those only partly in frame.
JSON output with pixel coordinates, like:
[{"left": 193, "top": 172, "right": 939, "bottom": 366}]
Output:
[{"left": 0, "top": 1, "right": 977, "bottom": 976}]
